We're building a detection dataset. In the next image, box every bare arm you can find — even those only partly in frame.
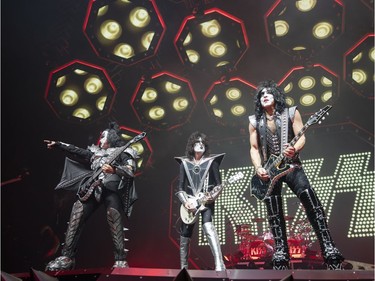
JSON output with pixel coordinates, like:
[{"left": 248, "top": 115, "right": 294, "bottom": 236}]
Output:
[{"left": 283, "top": 109, "right": 306, "bottom": 158}]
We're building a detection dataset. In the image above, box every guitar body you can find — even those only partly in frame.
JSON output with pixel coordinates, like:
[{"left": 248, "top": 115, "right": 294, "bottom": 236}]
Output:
[
  {"left": 179, "top": 172, "right": 244, "bottom": 224},
  {"left": 180, "top": 204, "right": 199, "bottom": 225},
  {"left": 250, "top": 105, "right": 333, "bottom": 201},
  {"left": 250, "top": 154, "right": 294, "bottom": 201},
  {"left": 78, "top": 174, "right": 101, "bottom": 201},
  {"left": 180, "top": 193, "right": 206, "bottom": 225}
]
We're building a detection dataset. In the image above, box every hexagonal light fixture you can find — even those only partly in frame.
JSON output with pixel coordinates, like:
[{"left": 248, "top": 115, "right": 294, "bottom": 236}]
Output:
[
  {"left": 131, "top": 71, "right": 197, "bottom": 130},
  {"left": 265, "top": 0, "right": 344, "bottom": 56},
  {"left": 344, "top": 33, "right": 374, "bottom": 99},
  {"left": 174, "top": 8, "right": 249, "bottom": 71},
  {"left": 204, "top": 77, "right": 256, "bottom": 127},
  {"left": 45, "top": 60, "right": 116, "bottom": 123},
  {"left": 84, "top": 0, "right": 166, "bottom": 66},
  {"left": 278, "top": 64, "right": 339, "bottom": 114}
]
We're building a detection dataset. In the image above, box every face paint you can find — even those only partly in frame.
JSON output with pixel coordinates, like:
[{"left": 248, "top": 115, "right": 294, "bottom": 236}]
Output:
[
  {"left": 99, "top": 130, "right": 109, "bottom": 148},
  {"left": 193, "top": 138, "right": 205, "bottom": 153},
  {"left": 260, "top": 88, "right": 275, "bottom": 108}
]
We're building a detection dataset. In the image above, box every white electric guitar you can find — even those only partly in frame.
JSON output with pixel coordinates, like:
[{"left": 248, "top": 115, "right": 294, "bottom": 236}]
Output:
[{"left": 180, "top": 172, "right": 244, "bottom": 224}]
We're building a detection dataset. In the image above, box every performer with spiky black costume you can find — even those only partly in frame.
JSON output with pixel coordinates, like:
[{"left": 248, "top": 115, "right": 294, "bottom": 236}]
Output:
[
  {"left": 175, "top": 132, "right": 226, "bottom": 271},
  {"left": 249, "top": 80, "right": 344, "bottom": 270},
  {"left": 44, "top": 122, "right": 138, "bottom": 270}
]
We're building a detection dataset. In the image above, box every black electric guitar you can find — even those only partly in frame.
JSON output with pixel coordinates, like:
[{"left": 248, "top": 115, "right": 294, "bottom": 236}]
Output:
[
  {"left": 250, "top": 105, "right": 332, "bottom": 201},
  {"left": 77, "top": 131, "right": 146, "bottom": 201},
  {"left": 180, "top": 171, "right": 244, "bottom": 224}
]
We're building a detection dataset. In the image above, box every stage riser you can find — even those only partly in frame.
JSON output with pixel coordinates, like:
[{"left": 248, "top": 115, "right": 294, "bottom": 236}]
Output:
[{"left": 2, "top": 269, "right": 374, "bottom": 281}]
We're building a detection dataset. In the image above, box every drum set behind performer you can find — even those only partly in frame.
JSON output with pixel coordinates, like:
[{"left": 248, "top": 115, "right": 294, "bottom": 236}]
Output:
[
  {"left": 235, "top": 219, "right": 273, "bottom": 261},
  {"left": 235, "top": 217, "right": 312, "bottom": 262}
]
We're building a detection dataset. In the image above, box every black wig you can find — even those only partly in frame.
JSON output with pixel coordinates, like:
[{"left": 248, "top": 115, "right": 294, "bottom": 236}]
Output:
[
  {"left": 103, "top": 122, "right": 126, "bottom": 148},
  {"left": 185, "top": 131, "right": 210, "bottom": 160},
  {"left": 254, "top": 80, "right": 287, "bottom": 120}
]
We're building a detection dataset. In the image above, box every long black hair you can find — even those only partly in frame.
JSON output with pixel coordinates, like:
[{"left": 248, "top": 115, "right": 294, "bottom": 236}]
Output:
[
  {"left": 254, "top": 80, "right": 287, "bottom": 120},
  {"left": 103, "top": 122, "right": 126, "bottom": 148},
  {"left": 185, "top": 131, "right": 210, "bottom": 160}
]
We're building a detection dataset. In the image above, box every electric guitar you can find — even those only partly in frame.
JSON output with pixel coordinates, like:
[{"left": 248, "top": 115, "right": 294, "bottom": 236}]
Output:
[
  {"left": 77, "top": 131, "right": 147, "bottom": 201},
  {"left": 180, "top": 171, "right": 244, "bottom": 224},
  {"left": 250, "top": 105, "right": 332, "bottom": 201}
]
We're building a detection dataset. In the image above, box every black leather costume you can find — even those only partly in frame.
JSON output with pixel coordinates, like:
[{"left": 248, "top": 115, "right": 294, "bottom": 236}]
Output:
[{"left": 249, "top": 107, "right": 344, "bottom": 270}]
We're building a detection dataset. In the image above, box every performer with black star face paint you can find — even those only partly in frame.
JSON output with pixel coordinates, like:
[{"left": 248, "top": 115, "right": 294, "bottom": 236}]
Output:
[
  {"left": 44, "top": 122, "right": 139, "bottom": 270},
  {"left": 175, "top": 132, "right": 226, "bottom": 271}
]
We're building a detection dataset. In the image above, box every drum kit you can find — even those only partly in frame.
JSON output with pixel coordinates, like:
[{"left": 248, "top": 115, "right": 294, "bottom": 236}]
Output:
[{"left": 235, "top": 217, "right": 314, "bottom": 261}]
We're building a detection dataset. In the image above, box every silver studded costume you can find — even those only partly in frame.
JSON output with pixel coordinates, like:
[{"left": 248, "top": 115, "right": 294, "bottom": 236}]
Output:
[
  {"left": 249, "top": 107, "right": 344, "bottom": 270},
  {"left": 45, "top": 142, "right": 137, "bottom": 271},
  {"left": 175, "top": 154, "right": 226, "bottom": 271}
]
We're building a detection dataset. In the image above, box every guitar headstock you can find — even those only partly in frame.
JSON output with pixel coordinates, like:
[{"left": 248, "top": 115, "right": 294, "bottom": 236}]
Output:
[
  {"left": 227, "top": 172, "right": 244, "bottom": 184},
  {"left": 130, "top": 132, "right": 147, "bottom": 144},
  {"left": 306, "top": 105, "right": 332, "bottom": 126}
]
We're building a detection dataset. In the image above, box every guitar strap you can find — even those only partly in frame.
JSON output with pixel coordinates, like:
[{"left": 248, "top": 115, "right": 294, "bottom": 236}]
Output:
[{"left": 280, "top": 109, "right": 289, "bottom": 150}]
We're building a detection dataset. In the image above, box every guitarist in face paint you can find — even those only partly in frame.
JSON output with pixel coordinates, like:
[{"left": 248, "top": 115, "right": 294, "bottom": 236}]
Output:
[
  {"left": 175, "top": 132, "right": 226, "bottom": 271},
  {"left": 44, "top": 122, "right": 138, "bottom": 270},
  {"left": 248, "top": 80, "right": 344, "bottom": 270}
]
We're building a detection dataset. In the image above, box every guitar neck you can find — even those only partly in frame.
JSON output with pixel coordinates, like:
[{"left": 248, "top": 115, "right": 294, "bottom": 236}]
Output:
[
  {"left": 272, "top": 122, "right": 310, "bottom": 165},
  {"left": 91, "top": 145, "right": 127, "bottom": 180}
]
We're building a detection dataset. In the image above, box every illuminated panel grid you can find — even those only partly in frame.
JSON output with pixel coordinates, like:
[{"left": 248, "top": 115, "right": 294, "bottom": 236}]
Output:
[
  {"left": 332, "top": 152, "right": 374, "bottom": 238},
  {"left": 198, "top": 167, "right": 253, "bottom": 246},
  {"left": 194, "top": 152, "right": 374, "bottom": 247}
]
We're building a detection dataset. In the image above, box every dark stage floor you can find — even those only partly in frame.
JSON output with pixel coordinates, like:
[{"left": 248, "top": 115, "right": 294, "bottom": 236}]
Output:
[{"left": 2, "top": 267, "right": 374, "bottom": 281}]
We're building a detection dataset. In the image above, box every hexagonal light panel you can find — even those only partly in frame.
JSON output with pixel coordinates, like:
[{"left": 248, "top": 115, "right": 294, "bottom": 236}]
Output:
[
  {"left": 204, "top": 77, "right": 256, "bottom": 127},
  {"left": 45, "top": 60, "right": 116, "bottom": 123},
  {"left": 175, "top": 8, "right": 249, "bottom": 71},
  {"left": 131, "top": 71, "right": 197, "bottom": 130},
  {"left": 265, "top": 0, "right": 344, "bottom": 56},
  {"left": 344, "top": 33, "right": 374, "bottom": 99},
  {"left": 278, "top": 64, "right": 339, "bottom": 114},
  {"left": 84, "top": 0, "right": 166, "bottom": 66}
]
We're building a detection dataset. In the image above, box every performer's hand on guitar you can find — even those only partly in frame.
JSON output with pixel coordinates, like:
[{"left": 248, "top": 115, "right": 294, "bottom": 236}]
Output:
[
  {"left": 283, "top": 143, "right": 297, "bottom": 158},
  {"left": 184, "top": 202, "right": 197, "bottom": 213},
  {"left": 102, "top": 164, "right": 116, "bottom": 174},
  {"left": 256, "top": 166, "right": 269, "bottom": 181},
  {"left": 44, "top": 140, "right": 57, "bottom": 149}
]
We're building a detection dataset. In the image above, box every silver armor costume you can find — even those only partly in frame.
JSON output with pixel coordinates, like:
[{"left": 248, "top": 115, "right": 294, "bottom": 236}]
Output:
[
  {"left": 175, "top": 154, "right": 226, "bottom": 271},
  {"left": 46, "top": 141, "right": 138, "bottom": 271}
]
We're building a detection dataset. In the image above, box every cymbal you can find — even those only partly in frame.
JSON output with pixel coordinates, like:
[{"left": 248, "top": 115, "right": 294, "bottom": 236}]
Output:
[{"left": 252, "top": 218, "right": 266, "bottom": 223}]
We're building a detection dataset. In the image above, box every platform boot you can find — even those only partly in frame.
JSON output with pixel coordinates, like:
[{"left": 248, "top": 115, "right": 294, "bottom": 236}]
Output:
[
  {"left": 107, "top": 207, "right": 129, "bottom": 268},
  {"left": 264, "top": 195, "right": 290, "bottom": 270},
  {"left": 299, "top": 188, "right": 344, "bottom": 270},
  {"left": 45, "top": 200, "right": 84, "bottom": 271},
  {"left": 180, "top": 236, "right": 191, "bottom": 269},
  {"left": 202, "top": 222, "right": 226, "bottom": 271}
]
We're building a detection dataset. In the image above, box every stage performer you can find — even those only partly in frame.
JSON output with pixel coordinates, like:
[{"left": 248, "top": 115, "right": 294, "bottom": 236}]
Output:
[
  {"left": 248, "top": 80, "right": 344, "bottom": 270},
  {"left": 175, "top": 132, "right": 226, "bottom": 271},
  {"left": 44, "top": 122, "right": 139, "bottom": 270}
]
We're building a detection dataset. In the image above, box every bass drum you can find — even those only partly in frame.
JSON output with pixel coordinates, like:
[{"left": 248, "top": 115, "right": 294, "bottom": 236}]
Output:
[{"left": 247, "top": 240, "right": 274, "bottom": 260}]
